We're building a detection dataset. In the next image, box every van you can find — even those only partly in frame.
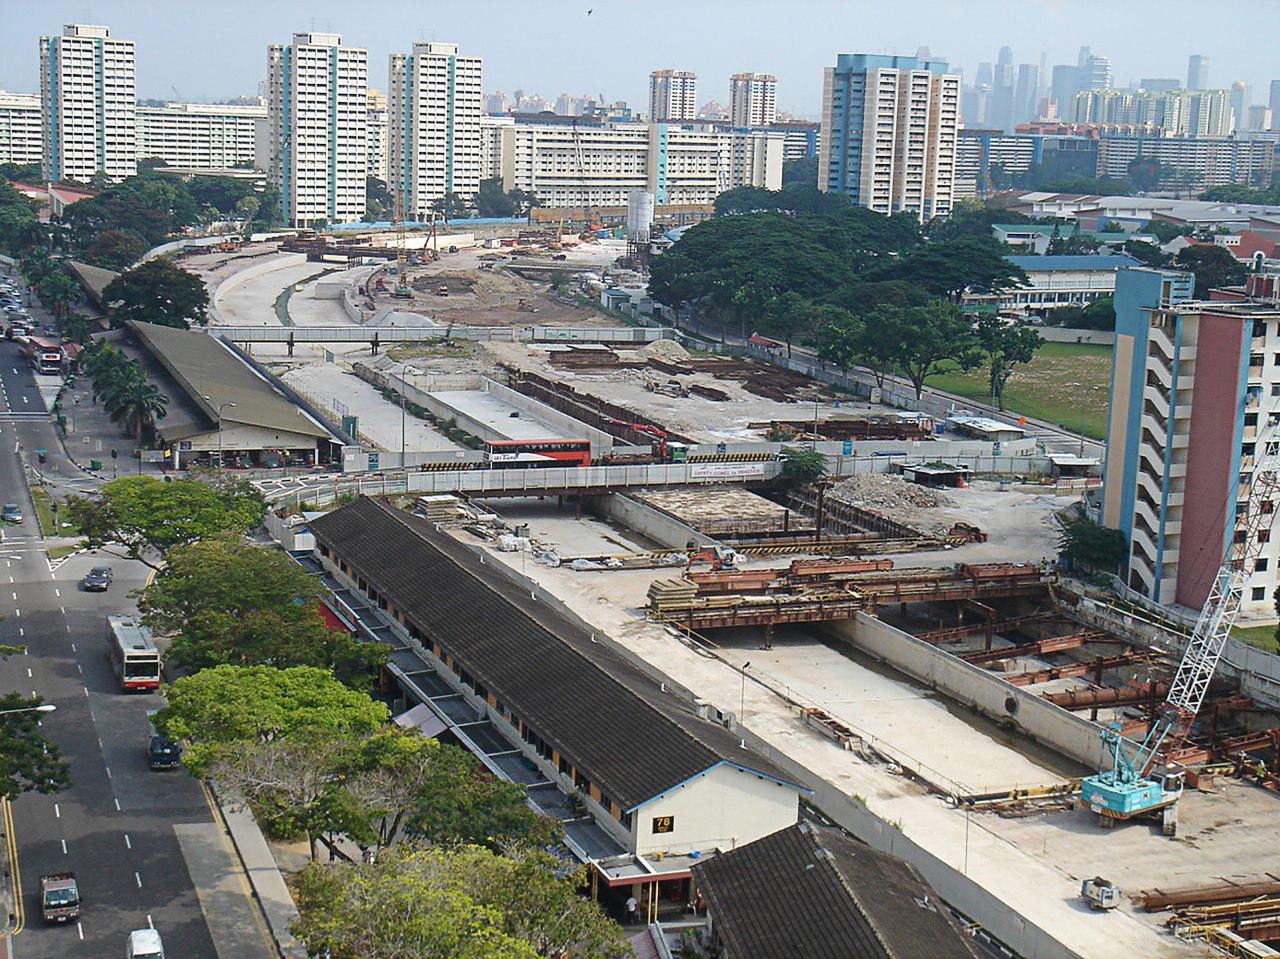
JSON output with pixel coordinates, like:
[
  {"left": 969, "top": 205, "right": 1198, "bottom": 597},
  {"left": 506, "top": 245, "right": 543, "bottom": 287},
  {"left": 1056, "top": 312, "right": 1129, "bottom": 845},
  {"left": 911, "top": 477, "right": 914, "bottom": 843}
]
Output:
[{"left": 127, "top": 928, "right": 164, "bottom": 958}]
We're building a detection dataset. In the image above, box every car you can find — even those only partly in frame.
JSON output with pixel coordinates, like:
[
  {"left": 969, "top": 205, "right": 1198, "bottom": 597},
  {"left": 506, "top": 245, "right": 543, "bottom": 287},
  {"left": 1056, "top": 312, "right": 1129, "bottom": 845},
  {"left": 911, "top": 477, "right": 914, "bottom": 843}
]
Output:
[
  {"left": 82, "top": 566, "right": 113, "bottom": 591},
  {"left": 127, "top": 928, "right": 164, "bottom": 959},
  {"left": 146, "top": 735, "right": 181, "bottom": 770},
  {"left": 1, "top": 503, "right": 22, "bottom": 524}
]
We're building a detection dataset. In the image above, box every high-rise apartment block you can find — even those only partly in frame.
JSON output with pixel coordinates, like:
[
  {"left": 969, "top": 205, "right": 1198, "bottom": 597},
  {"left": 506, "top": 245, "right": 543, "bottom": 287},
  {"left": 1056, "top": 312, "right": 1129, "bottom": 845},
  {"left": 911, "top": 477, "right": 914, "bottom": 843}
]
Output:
[
  {"left": 135, "top": 102, "right": 266, "bottom": 170},
  {"left": 649, "top": 70, "right": 698, "bottom": 122},
  {"left": 1102, "top": 270, "right": 1280, "bottom": 616},
  {"left": 1071, "top": 88, "right": 1235, "bottom": 137},
  {"left": 730, "top": 73, "right": 777, "bottom": 126},
  {"left": 267, "top": 33, "right": 368, "bottom": 227},
  {"left": 388, "top": 42, "right": 484, "bottom": 219},
  {"left": 366, "top": 88, "right": 389, "bottom": 183},
  {"left": 39, "top": 24, "right": 136, "bottom": 182},
  {"left": 818, "top": 53, "right": 960, "bottom": 220},
  {"left": 0, "top": 92, "right": 43, "bottom": 166},
  {"left": 1187, "top": 54, "right": 1211, "bottom": 91}
]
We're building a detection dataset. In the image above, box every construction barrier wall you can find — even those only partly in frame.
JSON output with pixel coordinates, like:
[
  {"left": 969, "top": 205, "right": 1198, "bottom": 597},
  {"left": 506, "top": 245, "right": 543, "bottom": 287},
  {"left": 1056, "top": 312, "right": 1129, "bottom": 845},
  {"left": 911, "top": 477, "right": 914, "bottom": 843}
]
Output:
[
  {"left": 209, "top": 252, "right": 308, "bottom": 323},
  {"left": 823, "top": 613, "right": 1115, "bottom": 773},
  {"left": 586, "top": 493, "right": 718, "bottom": 549}
]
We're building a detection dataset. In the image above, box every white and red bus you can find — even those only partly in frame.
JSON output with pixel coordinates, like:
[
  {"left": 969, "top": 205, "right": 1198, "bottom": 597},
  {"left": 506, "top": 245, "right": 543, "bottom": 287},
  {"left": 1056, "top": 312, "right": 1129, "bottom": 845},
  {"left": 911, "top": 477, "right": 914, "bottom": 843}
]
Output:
[
  {"left": 22, "top": 336, "right": 63, "bottom": 376},
  {"left": 106, "top": 616, "right": 161, "bottom": 692},
  {"left": 484, "top": 438, "right": 592, "bottom": 468}
]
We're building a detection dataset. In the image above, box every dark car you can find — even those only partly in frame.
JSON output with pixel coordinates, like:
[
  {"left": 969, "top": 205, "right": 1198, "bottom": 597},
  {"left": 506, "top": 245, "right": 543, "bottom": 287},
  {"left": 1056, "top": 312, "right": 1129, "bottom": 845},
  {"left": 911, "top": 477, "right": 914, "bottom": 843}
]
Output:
[
  {"left": 147, "top": 736, "right": 182, "bottom": 770},
  {"left": 81, "top": 566, "right": 113, "bottom": 592},
  {"left": 1, "top": 503, "right": 22, "bottom": 524}
]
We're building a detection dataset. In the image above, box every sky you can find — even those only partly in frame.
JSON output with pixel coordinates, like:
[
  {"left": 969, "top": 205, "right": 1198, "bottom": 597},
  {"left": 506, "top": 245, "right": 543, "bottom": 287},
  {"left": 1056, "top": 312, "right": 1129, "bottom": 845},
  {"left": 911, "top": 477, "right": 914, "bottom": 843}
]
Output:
[{"left": 1, "top": 0, "right": 1275, "bottom": 117}]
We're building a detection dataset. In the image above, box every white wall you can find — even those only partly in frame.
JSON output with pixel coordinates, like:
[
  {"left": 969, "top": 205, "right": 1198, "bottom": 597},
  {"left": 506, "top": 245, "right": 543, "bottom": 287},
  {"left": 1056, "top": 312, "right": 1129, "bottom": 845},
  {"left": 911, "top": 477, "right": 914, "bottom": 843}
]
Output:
[{"left": 633, "top": 762, "right": 799, "bottom": 856}]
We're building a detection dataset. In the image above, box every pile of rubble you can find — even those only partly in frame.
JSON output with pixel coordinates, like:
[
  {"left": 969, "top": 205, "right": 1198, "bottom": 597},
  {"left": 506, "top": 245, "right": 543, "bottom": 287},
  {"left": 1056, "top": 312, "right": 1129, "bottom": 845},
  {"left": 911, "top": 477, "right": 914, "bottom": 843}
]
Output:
[
  {"left": 827, "top": 474, "right": 956, "bottom": 530},
  {"left": 642, "top": 338, "right": 692, "bottom": 363}
]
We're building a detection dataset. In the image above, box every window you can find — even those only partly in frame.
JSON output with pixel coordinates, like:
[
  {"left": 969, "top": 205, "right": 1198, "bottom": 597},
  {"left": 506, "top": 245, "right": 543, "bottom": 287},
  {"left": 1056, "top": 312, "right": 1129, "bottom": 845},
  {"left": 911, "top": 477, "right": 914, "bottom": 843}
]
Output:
[
  {"left": 1256, "top": 558, "right": 1269, "bottom": 572},
  {"left": 1252, "top": 587, "right": 1267, "bottom": 600}
]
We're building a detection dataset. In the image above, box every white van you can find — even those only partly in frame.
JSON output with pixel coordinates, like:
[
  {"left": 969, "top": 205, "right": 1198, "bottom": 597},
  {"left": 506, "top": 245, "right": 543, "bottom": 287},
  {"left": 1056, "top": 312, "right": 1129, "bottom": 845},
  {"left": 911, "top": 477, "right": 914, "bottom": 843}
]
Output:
[{"left": 127, "top": 928, "right": 164, "bottom": 959}]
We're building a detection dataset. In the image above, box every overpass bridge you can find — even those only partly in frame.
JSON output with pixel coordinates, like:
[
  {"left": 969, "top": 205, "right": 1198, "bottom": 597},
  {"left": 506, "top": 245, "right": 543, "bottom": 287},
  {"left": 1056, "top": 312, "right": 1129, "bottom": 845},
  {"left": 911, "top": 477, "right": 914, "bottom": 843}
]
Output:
[{"left": 214, "top": 324, "right": 671, "bottom": 353}]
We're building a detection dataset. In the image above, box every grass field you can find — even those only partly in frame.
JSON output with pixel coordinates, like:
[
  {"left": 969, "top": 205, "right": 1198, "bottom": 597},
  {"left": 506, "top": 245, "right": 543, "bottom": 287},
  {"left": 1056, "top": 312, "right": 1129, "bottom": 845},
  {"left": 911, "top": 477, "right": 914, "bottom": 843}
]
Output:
[
  {"left": 1231, "top": 623, "right": 1280, "bottom": 653},
  {"left": 926, "top": 341, "right": 1113, "bottom": 440},
  {"left": 30, "top": 486, "right": 82, "bottom": 538}
]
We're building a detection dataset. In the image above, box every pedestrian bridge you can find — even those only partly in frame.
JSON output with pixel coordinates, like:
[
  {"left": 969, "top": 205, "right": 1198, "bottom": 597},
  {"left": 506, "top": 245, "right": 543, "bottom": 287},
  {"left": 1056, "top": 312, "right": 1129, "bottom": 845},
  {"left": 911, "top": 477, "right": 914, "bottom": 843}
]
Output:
[{"left": 214, "top": 325, "right": 672, "bottom": 351}]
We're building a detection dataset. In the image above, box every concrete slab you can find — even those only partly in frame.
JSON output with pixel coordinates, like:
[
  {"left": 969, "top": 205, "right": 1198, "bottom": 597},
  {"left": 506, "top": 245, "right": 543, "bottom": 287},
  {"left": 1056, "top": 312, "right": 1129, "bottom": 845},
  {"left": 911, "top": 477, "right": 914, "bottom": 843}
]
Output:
[
  {"left": 428, "top": 389, "right": 567, "bottom": 441},
  {"left": 173, "top": 822, "right": 275, "bottom": 959}
]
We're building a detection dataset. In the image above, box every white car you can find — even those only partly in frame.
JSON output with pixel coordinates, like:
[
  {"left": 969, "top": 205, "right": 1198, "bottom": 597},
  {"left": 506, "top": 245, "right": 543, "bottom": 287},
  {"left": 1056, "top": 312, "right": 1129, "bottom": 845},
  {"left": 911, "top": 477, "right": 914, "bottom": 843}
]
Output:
[{"left": 127, "top": 928, "right": 164, "bottom": 959}]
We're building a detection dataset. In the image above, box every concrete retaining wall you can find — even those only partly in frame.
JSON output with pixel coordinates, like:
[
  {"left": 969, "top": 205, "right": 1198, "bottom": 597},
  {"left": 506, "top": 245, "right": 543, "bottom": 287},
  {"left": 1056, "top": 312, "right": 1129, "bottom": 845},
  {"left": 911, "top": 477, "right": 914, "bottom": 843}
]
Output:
[
  {"left": 482, "top": 379, "right": 616, "bottom": 454},
  {"left": 1033, "top": 326, "right": 1116, "bottom": 346},
  {"left": 210, "top": 252, "right": 308, "bottom": 323},
  {"left": 586, "top": 492, "right": 718, "bottom": 549},
  {"left": 824, "top": 613, "right": 1113, "bottom": 773}
]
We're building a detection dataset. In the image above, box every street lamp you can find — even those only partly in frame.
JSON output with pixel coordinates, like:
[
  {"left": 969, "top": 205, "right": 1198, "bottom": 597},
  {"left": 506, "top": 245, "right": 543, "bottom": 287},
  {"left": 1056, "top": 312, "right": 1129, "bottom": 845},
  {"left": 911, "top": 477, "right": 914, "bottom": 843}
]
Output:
[{"left": 0, "top": 704, "right": 56, "bottom": 717}]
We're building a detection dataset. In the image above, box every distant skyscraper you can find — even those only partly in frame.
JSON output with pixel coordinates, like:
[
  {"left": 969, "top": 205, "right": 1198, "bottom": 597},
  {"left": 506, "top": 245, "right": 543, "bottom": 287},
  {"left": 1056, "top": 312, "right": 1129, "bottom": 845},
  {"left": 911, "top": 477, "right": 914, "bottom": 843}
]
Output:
[
  {"left": 997, "top": 45, "right": 1013, "bottom": 67},
  {"left": 367, "top": 88, "right": 388, "bottom": 183},
  {"left": 268, "top": 33, "right": 368, "bottom": 227},
  {"left": 1246, "top": 104, "right": 1273, "bottom": 132},
  {"left": 1270, "top": 80, "right": 1280, "bottom": 127},
  {"left": 40, "top": 24, "right": 137, "bottom": 182},
  {"left": 388, "top": 42, "right": 484, "bottom": 217},
  {"left": 1187, "top": 54, "right": 1210, "bottom": 91},
  {"left": 819, "top": 53, "right": 960, "bottom": 220},
  {"left": 649, "top": 70, "right": 697, "bottom": 121},
  {"left": 1013, "top": 64, "right": 1040, "bottom": 126},
  {"left": 554, "top": 94, "right": 586, "bottom": 117},
  {"left": 1231, "top": 80, "right": 1251, "bottom": 132},
  {"left": 975, "top": 62, "right": 994, "bottom": 88},
  {"left": 1079, "top": 56, "right": 1113, "bottom": 91},
  {"left": 729, "top": 72, "right": 777, "bottom": 126},
  {"left": 1140, "top": 78, "right": 1180, "bottom": 93},
  {"left": 1050, "top": 64, "right": 1079, "bottom": 110},
  {"left": 483, "top": 91, "right": 509, "bottom": 113}
]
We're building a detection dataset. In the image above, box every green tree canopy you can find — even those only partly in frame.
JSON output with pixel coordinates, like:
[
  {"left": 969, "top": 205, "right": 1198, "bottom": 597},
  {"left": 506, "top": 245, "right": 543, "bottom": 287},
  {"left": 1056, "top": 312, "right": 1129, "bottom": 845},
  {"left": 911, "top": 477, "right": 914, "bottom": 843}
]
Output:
[
  {"left": 868, "top": 236, "right": 1027, "bottom": 302},
  {"left": 59, "top": 172, "right": 199, "bottom": 250},
  {"left": 292, "top": 844, "right": 630, "bottom": 959},
  {"left": 869, "top": 300, "right": 982, "bottom": 397},
  {"left": 66, "top": 474, "right": 265, "bottom": 568},
  {"left": 1122, "top": 239, "right": 1171, "bottom": 269},
  {"left": 778, "top": 447, "right": 828, "bottom": 483},
  {"left": 781, "top": 155, "right": 818, "bottom": 188},
  {"left": 924, "top": 200, "right": 1037, "bottom": 241},
  {"left": 85, "top": 228, "right": 148, "bottom": 271},
  {"left": 156, "top": 664, "right": 390, "bottom": 770},
  {"left": 1043, "top": 296, "right": 1116, "bottom": 331},
  {"left": 1173, "top": 244, "right": 1249, "bottom": 296},
  {"left": 366, "top": 176, "right": 392, "bottom": 221},
  {"left": 138, "top": 534, "right": 386, "bottom": 684},
  {"left": 973, "top": 315, "right": 1044, "bottom": 410},
  {"left": 0, "top": 692, "right": 71, "bottom": 800},
  {"left": 103, "top": 258, "right": 210, "bottom": 329},
  {"left": 1057, "top": 515, "right": 1127, "bottom": 572}
]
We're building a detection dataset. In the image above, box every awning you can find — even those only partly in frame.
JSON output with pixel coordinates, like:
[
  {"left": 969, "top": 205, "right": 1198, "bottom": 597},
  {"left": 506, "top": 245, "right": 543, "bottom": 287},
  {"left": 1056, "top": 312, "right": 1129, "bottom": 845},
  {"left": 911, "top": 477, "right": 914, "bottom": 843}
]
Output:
[{"left": 393, "top": 702, "right": 447, "bottom": 738}]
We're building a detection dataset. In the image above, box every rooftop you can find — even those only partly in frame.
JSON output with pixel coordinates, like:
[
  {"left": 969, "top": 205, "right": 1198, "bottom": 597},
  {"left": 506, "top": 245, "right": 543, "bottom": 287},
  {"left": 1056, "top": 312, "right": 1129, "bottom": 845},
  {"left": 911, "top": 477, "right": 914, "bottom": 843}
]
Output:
[
  {"left": 1007, "top": 253, "right": 1142, "bottom": 271},
  {"left": 307, "top": 497, "right": 805, "bottom": 811},
  {"left": 692, "top": 822, "right": 982, "bottom": 959}
]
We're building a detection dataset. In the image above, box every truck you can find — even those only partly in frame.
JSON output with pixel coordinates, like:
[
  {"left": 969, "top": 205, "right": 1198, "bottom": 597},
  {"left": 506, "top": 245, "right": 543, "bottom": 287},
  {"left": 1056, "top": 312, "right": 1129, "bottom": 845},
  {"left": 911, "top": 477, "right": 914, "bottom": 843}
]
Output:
[{"left": 39, "top": 872, "right": 80, "bottom": 924}]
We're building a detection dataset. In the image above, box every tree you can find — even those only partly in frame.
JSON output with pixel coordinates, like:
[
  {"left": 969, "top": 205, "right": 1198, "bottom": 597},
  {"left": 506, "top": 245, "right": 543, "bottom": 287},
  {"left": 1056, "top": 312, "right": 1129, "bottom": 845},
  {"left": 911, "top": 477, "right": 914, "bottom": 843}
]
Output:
[
  {"left": 66, "top": 474, "right": 265, "bottom": 568},
  {"left": 779, "top": 447, "right": 828, "bottom": 483},
  {"left": 1043, "top": 296, "right": 1116, "bottom": 331},
  {"left": 781, "top": 155, "right": 818, "bottom": 188},
  {"left": 974, "top": 316, "right": 1043, "bottom": 410},
  {"left": 1126, "top": 155, "right": 1165, "bottom": 193},
  {"left": 1122, "top": 239, "right": 1172, "bottom": 269},
  {"left": 925, "top": 199, "right": 1037, "bottom": 242},
  {"left": 292, "top": 844, "right": 629, "bottom": 959},
  {"left": 1174, "top": 244, "right": 1249, "bottom": 296},
  {"left": 870, "top": 301, "right": 981, "bottom": 398},
  {"left": 814, "top": 308, "right": 864, "bottom": 374},
  {"left": 0, "top": 692, "right": 70, "bottom": 799},
  {"left": 138, "top": 535, "right": 386, "bottom": 684},
  {"left": 34, "top": 269, "right": 82, "bottom": 318},
  {"left": 112, "top": 377, "right": 169, "bottom": 438},
  {"left": 156, "top": 665, "right": 390, "bottom": 772},
  {"left": 761, "top": 291, "right": 812, "bottom": 356},
  {"left": 185, "top": 176, "right": 258, "bottom": 217},
  {"left": 366, "top": 177, "right": 393, "bottom": 221},
  {"left": 1057, "top": 515, "right": 1127, "bottom": 572},
  {"left": 85, "top": 228, "right": 147, "bottom": 270},
  {"left": 475, "top": 178, "right": 516, "bottom": 219},
  {"left": 103, "top": 259, "right": 209, "bottom": 329},
  {"left": 432, "top": 192, "right": 472, "bottom": 221},
  {"left": 870, "top": 237, "right": 1027, "bottom": 302}
]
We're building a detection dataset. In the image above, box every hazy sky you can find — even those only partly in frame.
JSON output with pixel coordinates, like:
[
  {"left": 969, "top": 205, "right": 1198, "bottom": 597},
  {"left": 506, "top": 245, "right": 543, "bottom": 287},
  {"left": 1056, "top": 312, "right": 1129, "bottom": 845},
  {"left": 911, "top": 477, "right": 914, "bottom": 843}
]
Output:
[{"left": 1, "top": 0, "right": 1274, "bottom": 117}]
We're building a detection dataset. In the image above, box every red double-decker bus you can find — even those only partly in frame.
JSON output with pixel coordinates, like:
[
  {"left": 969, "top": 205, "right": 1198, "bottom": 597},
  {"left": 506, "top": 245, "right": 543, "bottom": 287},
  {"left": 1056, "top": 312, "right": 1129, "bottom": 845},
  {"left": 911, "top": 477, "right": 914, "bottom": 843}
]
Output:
[{"left": 22, "top": 336, "right": 63, "bottom": 375}]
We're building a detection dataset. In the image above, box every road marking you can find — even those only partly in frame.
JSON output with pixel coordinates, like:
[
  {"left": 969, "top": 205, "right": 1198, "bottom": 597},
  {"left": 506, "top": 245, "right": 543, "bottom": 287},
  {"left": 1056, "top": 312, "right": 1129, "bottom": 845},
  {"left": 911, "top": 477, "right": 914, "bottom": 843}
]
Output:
[
  {"left": 147, "top": 914, "right": 153, "bottom": 929},
  {"left": 59, "top": 606, "right": 64, "bottom": 614},
  {"left": 60, "top": 839, "right": 66, "bottom": 854},
  {"left": 53, "top": 588, "right": 59, "bottom": 597},
  {"left": 3, "top": 798, "right": 23, "bottom": 936},
  {"left": 134, "top": 871, "right": 142, "bottom": 888},
  {"left": 104, "top": 765, "right": 111, "bottom": 779},
  {"left": 124, "top": 834, "right": 131, "bottom": 850},
  {"left": 114, "top": 798, "right": 121, "bottom": 812},
  {"left": 70, "top": 642, "right": 75, "bottom": 652},
  {"left": 77, "top": 921, "right": 83, "bottom": 940},
  {"left": 10, "top": 593, "right": 14, "bottom": 600},
  {"left": 25, "top": 668, "right": 30, "bottom": 678},
  {"left": 75, "top": 664, "right": 81, "bottom": 674},
  {"left": 53, "top": 803, "right": 59, "bottom": 819},
  {"left": 17, "top": 627, "right": 22, "bottom": 637}
]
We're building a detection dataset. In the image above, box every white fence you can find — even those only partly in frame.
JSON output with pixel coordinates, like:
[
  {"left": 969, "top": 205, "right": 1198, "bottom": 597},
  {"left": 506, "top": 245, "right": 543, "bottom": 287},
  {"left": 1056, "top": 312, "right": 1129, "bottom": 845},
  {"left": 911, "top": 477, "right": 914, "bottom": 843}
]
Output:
[{"left": 217, "top": 324, "right": 675, "bottom": 345}]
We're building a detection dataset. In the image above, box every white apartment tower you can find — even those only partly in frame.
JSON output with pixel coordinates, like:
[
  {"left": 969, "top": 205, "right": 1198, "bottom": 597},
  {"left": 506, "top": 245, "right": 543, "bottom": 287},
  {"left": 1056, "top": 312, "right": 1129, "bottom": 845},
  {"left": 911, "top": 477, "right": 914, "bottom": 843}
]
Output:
[
  {"left": 267, "top": 33, "right": 368, "bottom": 227},
  {"left": 387, "top": 42, "right": 484, "bottom": 219},
  {"left": 730, "top": 73, "right": 777, "bottom": 126},
  {"left": 367, "top": 88, "right": 389, "bottom": 183},
  {"left": 0, "top": 93, "right": 43, "bottom": 166},
  {"left": 649, "top": 70, "right": 698, "bottom": 122},
  {"left": 39, "top": 24, "right": 137, "bottom": 182},
  {"left": 819, "top": 53, "right": 960, "bottom": 220}
]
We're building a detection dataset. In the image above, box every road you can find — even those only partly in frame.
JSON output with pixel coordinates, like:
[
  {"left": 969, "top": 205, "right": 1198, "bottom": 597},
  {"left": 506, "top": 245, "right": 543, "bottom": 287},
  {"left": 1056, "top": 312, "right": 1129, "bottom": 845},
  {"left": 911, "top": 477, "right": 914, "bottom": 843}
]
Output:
[{"left": 0, "top": 330, "right": 270, "bottom": 957}]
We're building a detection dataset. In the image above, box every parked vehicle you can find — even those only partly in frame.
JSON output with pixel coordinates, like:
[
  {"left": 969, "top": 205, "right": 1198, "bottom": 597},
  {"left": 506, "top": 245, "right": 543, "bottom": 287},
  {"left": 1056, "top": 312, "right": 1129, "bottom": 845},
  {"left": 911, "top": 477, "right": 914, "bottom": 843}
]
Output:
[
  {"left": 2, "top": 503, "right": 23, "bottom": 524},
  {"left": 127, "top": 928, "right": 164, "bottom": 959},
  {"left": 82, "top": 566, "right": 113, "bottom": 592},
  {"left": 147, "top": 735, "right": 182, "bottom": 770},
  {"left": 39, "top": 872, "right": 80, "bottom": 924},
  {"left": 1081, "top": 877, "right": 1119, "bottom": 911}
]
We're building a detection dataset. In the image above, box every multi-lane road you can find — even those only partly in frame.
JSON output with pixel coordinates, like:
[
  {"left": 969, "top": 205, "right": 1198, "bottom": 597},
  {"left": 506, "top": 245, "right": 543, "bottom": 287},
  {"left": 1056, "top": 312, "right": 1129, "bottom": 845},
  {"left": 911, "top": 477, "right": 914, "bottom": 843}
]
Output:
[{"left": 0, "top": 332, "right": 270, "bottom": 958}]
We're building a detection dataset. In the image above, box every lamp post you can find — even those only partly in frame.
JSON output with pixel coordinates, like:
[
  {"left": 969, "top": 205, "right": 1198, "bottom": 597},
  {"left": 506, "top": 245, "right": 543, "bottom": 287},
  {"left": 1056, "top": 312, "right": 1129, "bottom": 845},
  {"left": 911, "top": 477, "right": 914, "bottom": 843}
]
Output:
[
  {"left": 0, "top": 704, "right": 56, "bottom": 717},
  {"left": 739, "top": 661, "right": 751, "bottom": 724}
]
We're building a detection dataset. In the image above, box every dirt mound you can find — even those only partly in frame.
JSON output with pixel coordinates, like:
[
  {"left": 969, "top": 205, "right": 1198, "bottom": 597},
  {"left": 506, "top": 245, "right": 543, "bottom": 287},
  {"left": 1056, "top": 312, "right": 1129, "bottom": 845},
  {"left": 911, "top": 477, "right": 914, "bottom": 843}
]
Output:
[{"left": 642, "top": 338, "right": 691, "bottom": 362}]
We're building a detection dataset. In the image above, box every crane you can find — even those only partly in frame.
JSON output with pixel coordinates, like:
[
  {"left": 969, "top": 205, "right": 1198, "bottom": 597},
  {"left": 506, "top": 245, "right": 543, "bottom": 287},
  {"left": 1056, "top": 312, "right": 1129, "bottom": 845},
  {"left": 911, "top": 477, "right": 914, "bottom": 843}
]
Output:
[{"left": 1079, "top": 416, "right": 1280, "bottom": 834}]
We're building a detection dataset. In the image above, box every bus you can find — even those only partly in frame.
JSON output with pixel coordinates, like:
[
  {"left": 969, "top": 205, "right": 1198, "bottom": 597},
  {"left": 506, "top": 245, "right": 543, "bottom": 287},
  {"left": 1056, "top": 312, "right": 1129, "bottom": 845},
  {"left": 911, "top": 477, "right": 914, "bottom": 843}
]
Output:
[
  {"left": 22, "top": 336, "right": 63, "bottom": 376},
  {"left": 484, "top": 438, "right": 592, "bottom": 468},
  {"left": 106, "top": 617, "right": 161, "bottom": 692}
]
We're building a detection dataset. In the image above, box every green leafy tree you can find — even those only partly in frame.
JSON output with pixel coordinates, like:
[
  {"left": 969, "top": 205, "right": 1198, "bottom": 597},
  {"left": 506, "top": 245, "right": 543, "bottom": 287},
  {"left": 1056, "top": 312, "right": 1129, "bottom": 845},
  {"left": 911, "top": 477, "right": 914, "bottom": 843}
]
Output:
[
  {"left": 156, "top": 664, "right": 390, "bottom": 771},
  {"left": 58, "top": 313, "right": 98, "bottom": 345},
  {"left": 1173, "top": 244, "right": 1249, "bottom": 296},
  {"left": 1057, "top": 515, "right": 1127, "bottom": 572},
  {"left": 85, "top": 228, "right": 148, "bottom": 270},
  {"left": 35, "top": 269, "right": 82, "bottom": 318},
  {"left": 366, "top": 177, "right": 393, "bottom": 221},
  {"left": 59, "top": 173, "right": 199, "bottom": 250},
  {"left": 1122, "top": 239, "right": 1172, "bottom": 269},
  {"left": 111, "top": 376, "right": 169, "bottom": 438},
  {"left": 779, "top": 447, "right": 828, "bottom": 483},
  {"left": 814, "top": 306, "right": 863, "bottom": 374},
  {"left": 65, "top": 474, "right": 265, "bottom": 568},
  {"left": 924, "top": 199, "right": 1037, "bottom": 241},
  {"left": 292, "top": 844, "right": 630, "bottom": 959},
  {"left": 185, "top": 176, "right": 258, "bottom": 216},
  {"left": 475, "top": 178, "right": 517, "bottom": 218},
  {"left": 432, "top": 192, "right": 472, "bottom": 221},
  {"left": 871, "top": 301, "right": 981, "bottom": 397},
  {"left": 1200, "top": 182, "right": 1280, "bottom": 205},
  {"left": 103, "top": 258, "right": 209, "bottom": 329},
  {"left": 1126, "top": 155, "right": 1165, "bottom": 193},
  {"left": 0, "top": 692, "right": 71, "bottom": 799},
  {"left": 1044, "top": 296, "right": 1116, "bottom": 331},
  {"left": 869, "top": 236, "right": 1027, "bottom": 302},
  {"left": 781, "top": 155, "right": 818, "bottom": 188},
  {"left": 138, "top": 534, "right": 386, "bottom": 684},
  {"left": 973, "top": 316, "right": 1044, "bottom": 410}
]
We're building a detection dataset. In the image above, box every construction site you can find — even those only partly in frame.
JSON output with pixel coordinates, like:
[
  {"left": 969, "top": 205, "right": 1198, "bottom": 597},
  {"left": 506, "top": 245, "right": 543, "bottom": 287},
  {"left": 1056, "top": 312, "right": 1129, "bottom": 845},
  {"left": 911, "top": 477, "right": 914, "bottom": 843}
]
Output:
[{"left": 189, "top": 226, "right": 1280, "bottom": 958}]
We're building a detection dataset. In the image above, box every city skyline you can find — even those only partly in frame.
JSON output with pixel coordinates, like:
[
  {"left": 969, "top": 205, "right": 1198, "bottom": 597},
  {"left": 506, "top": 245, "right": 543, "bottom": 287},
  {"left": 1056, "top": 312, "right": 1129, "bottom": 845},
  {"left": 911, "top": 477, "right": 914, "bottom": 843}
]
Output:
[{"left": 1, "top": 0, "right": 1275, "bottom": 120}]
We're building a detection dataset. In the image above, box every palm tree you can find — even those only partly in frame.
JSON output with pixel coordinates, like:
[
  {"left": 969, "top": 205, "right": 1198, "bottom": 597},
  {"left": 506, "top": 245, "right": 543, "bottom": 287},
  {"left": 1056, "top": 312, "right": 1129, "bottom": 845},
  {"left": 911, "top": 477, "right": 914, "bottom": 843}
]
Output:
[
  {"left": 37, "top": 271, "right": 81, "bottom": 318},
  {"left": 113, "top": 379, "right": 168, "bottom": 438}
]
